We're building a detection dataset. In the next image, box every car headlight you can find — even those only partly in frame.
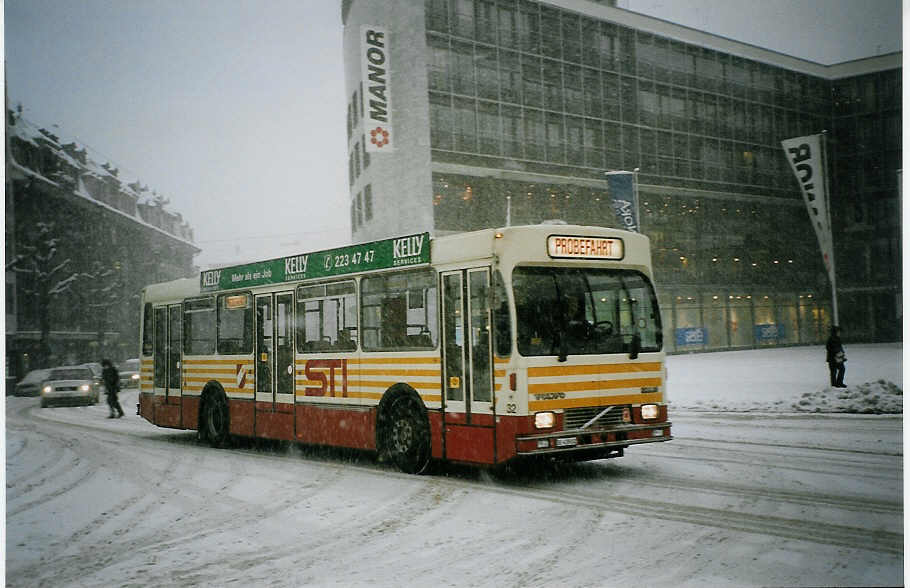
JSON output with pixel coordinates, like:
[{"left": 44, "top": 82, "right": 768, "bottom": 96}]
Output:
[
  {"left": 641, "top": 404, "right": 660, "bottom": 420},
  {"left": 42, "top": 385, "right": 52, "bottom": 395},
  {"left": 131, "top": 373, "right": 140, "bottom": 380},
  {"left": 534, "top": 411, "right": 555, "bottom": 429},
  {"left": 80, "top": 384, "right": 90, "bottom": 392}
]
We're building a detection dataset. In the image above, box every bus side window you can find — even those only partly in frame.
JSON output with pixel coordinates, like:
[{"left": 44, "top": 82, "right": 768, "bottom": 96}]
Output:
[
  {"left": 184, "top": 297, "right": 216, "bottom": 355},
  {"left": 493, "top": 270, "right": 511, "bottom": 357},
  {"left": 142, "top": 303, "right": 154, "bottom": 356},
  {"left": 297, "top": 281, "right": 358, "bottom": 353},
  {"left": 361, "top": 269, "right": 437, "bottom": 351},
  {"left": 154, "top": 307, "right": 167, "bottom": 387},
  {"left": 217, "top": 293, "right": 253, "bottom": 355}
]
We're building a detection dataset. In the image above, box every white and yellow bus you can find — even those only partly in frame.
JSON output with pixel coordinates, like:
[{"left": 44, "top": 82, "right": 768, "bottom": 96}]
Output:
[{"left": 138, "top": 224, "right": 671, "bottom": 473}]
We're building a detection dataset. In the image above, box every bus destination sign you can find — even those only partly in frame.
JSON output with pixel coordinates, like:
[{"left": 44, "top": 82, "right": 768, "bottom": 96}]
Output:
[
  {"left": 200, "top": 232, "right": 430, "bottom": 292},
  {"left": 547, "top": 235, "right": 623, "bottom": 260}
]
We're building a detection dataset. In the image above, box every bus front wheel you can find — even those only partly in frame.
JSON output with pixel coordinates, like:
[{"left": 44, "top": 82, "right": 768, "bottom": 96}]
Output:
[
  {"left": 380, "top": 393, "right": 430, "bottom": 474},
  {"left": 201, "top": 390, "right": 230, "bottom": 448}
]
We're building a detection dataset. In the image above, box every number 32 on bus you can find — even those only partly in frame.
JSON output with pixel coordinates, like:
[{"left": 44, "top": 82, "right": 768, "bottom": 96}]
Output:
[{"left": 138, "top": 224, "right": 671, "bottom": 473}]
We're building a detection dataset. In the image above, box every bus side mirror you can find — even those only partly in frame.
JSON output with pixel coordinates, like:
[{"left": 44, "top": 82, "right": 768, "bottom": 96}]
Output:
[{"left": 629, "top": 332, "right": 641, "bottom": 360}]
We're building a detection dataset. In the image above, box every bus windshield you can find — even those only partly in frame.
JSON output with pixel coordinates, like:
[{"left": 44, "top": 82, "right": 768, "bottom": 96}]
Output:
[{"left": 513, "top": 267, "right": 662, "bottom": 358}]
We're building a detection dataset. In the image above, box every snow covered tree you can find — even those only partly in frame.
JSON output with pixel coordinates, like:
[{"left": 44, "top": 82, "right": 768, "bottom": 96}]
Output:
[
  {"left": 79, "top": 260, "right": 124, "bottom": 352},
  {"left": 6, "top": 222, "right": 79, "bottom": 365}
]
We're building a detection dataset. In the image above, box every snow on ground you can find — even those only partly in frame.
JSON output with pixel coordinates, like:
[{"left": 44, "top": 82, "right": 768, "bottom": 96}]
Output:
[
  {"left": 4, "top": 343, "right": 904, "bottom": 587},
  {"left": 667, "top": 343, "right": 902, "bottom": 413}
]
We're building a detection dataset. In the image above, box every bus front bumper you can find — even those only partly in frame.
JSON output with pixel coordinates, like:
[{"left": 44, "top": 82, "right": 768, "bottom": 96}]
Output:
[{"left": 515, "top": 422, "right": 672, "bottom": 457}]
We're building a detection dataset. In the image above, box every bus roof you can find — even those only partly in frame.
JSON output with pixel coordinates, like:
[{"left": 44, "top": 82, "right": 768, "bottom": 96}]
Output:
[
  {"left": 197, "top": 232, "right": 430, "bottom": 293},
  {"left": 144, "top": 225, "right": 650, "bottom": 303},
  {"left": 143, "top": 277, "right": 200, "bottom": 304}
]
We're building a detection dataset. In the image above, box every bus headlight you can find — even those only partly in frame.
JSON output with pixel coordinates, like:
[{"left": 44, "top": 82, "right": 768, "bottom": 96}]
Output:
[
  {"left": 131, "top": 373, "right": 140, "bottom": 381},
  {"left": 641, "top": 404, "right": 659, "bottom": 420},
  {"left": 534, "top": 411, "right": 555, "bottom": 429}
]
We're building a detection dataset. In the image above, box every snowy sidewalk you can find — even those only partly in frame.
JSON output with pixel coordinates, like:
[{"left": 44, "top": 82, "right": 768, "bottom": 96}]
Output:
[{"left": 666, "top": 343, "right": 903, "bottom": 413}]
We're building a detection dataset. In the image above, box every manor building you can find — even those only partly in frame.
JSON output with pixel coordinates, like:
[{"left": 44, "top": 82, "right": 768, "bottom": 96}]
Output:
[{"left": 341, "top": 0, "right": 901, "bottom": 350}]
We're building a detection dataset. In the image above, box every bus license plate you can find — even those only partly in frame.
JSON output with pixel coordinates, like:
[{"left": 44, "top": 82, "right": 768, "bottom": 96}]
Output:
[{"left": 556, "top": 437, "right": 578, "bottom": 448}]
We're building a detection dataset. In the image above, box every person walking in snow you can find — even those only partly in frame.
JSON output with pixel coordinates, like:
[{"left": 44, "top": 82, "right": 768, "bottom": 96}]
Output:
[
  {"left": 101, "top": 359, "right": 125, "bottom": 418},
  {"left": 825, "top": 326, "right": 847, "bottom": 388}
]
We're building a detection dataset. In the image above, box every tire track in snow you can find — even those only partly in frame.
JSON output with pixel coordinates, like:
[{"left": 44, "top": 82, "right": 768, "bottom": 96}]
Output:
[
  {"left": 638, "top": 439, "right": 902, "bottom": 482},
  {"left": 509, "top": 485, "right": 903, "bottom": 555}
]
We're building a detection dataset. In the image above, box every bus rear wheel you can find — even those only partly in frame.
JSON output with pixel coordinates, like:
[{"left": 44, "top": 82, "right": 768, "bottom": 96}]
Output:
[
  {"left": 202, "top": 390, "right": 229, "bottom": 448},
  {"left": 380, "top": 394, "right": 430, "bottom": 474}
]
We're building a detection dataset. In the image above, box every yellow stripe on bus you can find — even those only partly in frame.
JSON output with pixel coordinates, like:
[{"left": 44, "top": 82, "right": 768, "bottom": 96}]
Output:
[
  {"left": 530, "top": 392, "right": 663, "bottom": 411},
  {"left": 359, "top": 379, "right": 442, "bottom": 390},
  {"left": 357, "top": 356, "right": 441, "bottom": 365},
  {"left": 356, "top": 368, "right": 440, "bottom": 377},
  {"left": 528, "top": 377, "right": 661, "bottom": 394},
  {"left": 528, "top": 362, "right": 662, "bottom": 377}
]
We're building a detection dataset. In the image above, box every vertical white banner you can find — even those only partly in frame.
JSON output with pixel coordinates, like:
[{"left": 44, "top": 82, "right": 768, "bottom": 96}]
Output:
[
  {"left": 605, "top": 171, "right": 639, "bottom": 232},
  {"left": 781, "top": 135, "right": 834, "bottom": 281},
  {"left": 361, "top": 26, "right": 394, "bottom": 152}
]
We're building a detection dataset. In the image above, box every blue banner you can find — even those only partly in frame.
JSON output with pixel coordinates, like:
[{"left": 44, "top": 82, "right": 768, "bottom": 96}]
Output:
[
  {"left": 675, "top": 327, "right": 707, "bottom": 347},
  {"left": 754, "top": 323, "right": 785, "bottom": 342},
  {"left": 605, "top": 171, "right": 639, "bottom": 232}
]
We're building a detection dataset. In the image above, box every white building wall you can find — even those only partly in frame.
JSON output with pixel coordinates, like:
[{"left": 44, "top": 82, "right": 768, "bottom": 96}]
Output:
[{"left": 344, "top": 0, "right": 434, "bottom": 244}]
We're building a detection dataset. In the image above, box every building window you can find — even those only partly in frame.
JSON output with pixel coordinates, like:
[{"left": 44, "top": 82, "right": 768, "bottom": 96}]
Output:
[
  {"left": 364, "top": 184, "right": 373, "bottom": 221},
  {"left": 428, "top": 35, "right": 450, "bottom": 92},
  {"left": 354, "top": 141, "right": 361, "bottom": 178},
  {"left": 453, "top": 97, "right": 477, "bottom": 151},
  {"left": 430, "top": 93, "right": 454, "bottom": 149}
]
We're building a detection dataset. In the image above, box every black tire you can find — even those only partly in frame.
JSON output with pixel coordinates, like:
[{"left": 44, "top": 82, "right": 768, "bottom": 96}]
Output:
[
  {"left": 201, "top": 390, "right": 230, "bottom": 448},
  {"left": 380, "top": 393, "right": 431, "bottom": 474}
]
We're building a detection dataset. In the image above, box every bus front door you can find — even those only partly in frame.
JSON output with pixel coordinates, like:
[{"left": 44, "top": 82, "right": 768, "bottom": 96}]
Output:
[
  {"left": 152, "top": 304, "right": 182, "bottom": 428},
  {"left": 254, "top": 292, "right": 296, "bottom": 440},
  {"left": 441, "top": 268, "right": 495, "bottom": 464}
]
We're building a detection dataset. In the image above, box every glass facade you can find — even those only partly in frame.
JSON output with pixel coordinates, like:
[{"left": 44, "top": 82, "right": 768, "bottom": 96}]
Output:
[{"left": 416, "top": 0, "right": 901, "bottom": 350}]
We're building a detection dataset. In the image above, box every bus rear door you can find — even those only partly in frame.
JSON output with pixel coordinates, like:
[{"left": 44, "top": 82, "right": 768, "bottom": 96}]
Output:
[
  {"left": 441, "top": 268, "right": 495, "bottom": 463},
  {"left": 254, "top": 292, "right": 295, "bottom": 439},
  {"left": 152, "top": 304, "right": 183, "bottom": 428}
]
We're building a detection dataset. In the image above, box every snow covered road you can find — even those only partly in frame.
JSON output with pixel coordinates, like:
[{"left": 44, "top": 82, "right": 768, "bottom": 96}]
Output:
[{"left": 5, "top": 345, "right": 903, "bottom": 586}]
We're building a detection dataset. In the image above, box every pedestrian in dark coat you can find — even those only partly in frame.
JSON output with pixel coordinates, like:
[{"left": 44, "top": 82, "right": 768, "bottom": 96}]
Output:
[
  {"left": 825, "top": 326, "right": 847, "bottom": 388},
  {"left": 101, "top": 359, "right": 125, "bottom": 418}
]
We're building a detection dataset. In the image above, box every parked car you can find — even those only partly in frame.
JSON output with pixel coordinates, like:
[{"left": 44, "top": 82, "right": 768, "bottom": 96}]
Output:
[
  {"left": 118, "top": 358, "right": 140, "bottom": 389},
  {"left": 80, "top": 362, "right": 106, "bottom": 400},
  {"left": 40, "top": 366, "right": 98, "bottom": 408},
  {"left": 13, "top": 369, "right": 51, "bottom": 397}
]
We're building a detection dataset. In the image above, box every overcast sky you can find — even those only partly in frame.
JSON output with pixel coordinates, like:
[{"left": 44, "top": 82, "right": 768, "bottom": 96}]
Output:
[{"left": 5, "top": 0, "right": 902, "bottom": 268}]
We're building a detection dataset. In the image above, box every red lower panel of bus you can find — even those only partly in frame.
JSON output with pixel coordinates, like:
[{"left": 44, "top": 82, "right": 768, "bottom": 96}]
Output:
[
  {"left": 255, "top": 403, "right": 295, "bottom": 440},
  {"left": 153, "top": 396, "right": 181, "bottom": 429},
  {"left": 229, "top": 400, "right": 255, "bottom": 437},
  {"left": 295, "top": 405, "right": 376, "bottom": 450},
  {"left": 182, "top": 396, "right": 199, "bottom": 430},
  {"left": 445, "top": 424, "right": 495, "bottom": 463},
  {"left": 428, "top": 412, "right": 443, "bottom": 459},
  {"left": 139, "top": 393, "right": 153, "bottom": 422},
  {"left": 495, "top": 415, "right": 534, "bottom": 463},
  {"left": 443, "top": 413, "right": 496, "bottom": 464}
]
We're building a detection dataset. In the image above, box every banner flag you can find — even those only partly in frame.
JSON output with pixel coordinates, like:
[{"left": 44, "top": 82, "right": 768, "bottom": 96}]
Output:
[
  {"left": 781, "top": 135, "right": 834, "bottom": 281},
  {"left": 605, "top": 171, "right": 639, "bottom": 232},
  {"left": 361, "top": 26, "right": 394, "bottom": 152}
]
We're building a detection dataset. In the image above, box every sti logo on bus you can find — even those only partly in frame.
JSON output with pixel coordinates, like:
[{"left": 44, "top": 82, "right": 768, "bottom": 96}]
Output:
[
  {"left": 547, "top": 235, "right": 624, "bottom": 260},
  {"left": 393, "top": 234, "right": 426, "bottom": 266}
]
